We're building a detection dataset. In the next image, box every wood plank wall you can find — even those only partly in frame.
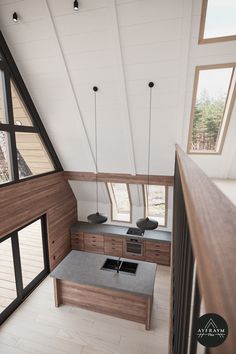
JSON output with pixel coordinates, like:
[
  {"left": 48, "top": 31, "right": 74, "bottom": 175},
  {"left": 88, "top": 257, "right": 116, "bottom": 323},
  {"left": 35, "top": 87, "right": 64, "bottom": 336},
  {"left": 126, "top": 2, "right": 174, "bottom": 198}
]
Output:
[{"left": 0, "top": 172, "right": 77, "bottom": 270}]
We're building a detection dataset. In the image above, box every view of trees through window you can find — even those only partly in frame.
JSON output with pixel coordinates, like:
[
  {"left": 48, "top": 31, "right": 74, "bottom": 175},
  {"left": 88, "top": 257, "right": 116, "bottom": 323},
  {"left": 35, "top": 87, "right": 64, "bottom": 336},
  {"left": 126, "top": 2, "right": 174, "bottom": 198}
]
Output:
[
  {"left": 189, "top": 66, "right": 235, "bottom": 153},
  {"left": 0, "top": 131, "right": 11, "bottom": 183},
  {"left": 107, "top": 183, "right": 131, "bottom": 222},
  {"left": 0, "top": 71, "right": 55, "bottom": 185}
]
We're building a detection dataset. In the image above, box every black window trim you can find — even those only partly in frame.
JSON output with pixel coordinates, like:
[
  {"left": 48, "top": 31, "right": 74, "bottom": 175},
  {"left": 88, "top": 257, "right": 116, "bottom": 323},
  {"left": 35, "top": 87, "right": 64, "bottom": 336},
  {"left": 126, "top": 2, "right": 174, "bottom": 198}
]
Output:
[
  {"left": 0, "top": 31, "right": 63, "bottom": 188},
  {"left": 0, "top": 214, "right": 49, "bottom": 326}
]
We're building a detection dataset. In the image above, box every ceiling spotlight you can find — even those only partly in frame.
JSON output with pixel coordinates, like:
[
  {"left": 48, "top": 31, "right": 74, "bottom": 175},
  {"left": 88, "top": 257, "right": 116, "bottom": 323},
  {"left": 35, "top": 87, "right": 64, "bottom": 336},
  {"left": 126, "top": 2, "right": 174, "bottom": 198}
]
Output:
[
  {"left": 12, "top": 12, "right": 18, "bottom": 22},
  {"left": 73, "top": 0, "right": 79, "bottom": 11}
]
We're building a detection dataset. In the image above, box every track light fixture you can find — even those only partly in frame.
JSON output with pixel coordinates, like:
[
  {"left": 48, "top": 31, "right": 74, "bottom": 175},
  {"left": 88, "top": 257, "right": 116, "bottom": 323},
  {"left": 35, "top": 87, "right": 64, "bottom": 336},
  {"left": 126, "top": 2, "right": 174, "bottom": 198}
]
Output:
[
  {"left": 12, "top": 12, "right": 18, "bottom": 22},
  {"left": 73, "top": 0, "right": 79, "bottom": 11}
]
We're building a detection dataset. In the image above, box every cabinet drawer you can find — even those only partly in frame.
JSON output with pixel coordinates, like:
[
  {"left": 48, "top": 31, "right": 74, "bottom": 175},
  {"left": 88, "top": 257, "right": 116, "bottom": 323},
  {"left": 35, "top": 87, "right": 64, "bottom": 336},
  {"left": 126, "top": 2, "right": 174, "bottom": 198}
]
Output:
[
  {"left": 105, "top": 236, "right": 123, "bottom": 244},
  {"left": 104, "top": 236, "right": 123, "bottom": 257},
  {"left": 71, "top": 232, "right": 84, "bottom": 250},
  {"left": 84, "top": 233, "right": 104, "bottom": 254},
  {"left": 145, "top": 250, "right": 170, "bottom": 266},
  {"left": 145, "top": 241, "right": 170, "bottom": 252}
]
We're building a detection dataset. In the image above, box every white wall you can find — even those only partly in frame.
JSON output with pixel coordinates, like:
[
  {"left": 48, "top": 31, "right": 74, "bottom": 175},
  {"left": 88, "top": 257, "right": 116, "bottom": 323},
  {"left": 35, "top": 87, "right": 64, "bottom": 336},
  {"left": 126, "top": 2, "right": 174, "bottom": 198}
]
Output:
[{"left": 69, "top": 181, "right": 173, "bottom": 232}]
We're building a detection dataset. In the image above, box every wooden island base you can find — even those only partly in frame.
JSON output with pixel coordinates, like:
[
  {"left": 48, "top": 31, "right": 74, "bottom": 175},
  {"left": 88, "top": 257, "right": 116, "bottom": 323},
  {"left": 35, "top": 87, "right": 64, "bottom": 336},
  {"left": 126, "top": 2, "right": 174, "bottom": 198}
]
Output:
[{"left": 54, "top": 278, "right": 153, "bottom": 330}]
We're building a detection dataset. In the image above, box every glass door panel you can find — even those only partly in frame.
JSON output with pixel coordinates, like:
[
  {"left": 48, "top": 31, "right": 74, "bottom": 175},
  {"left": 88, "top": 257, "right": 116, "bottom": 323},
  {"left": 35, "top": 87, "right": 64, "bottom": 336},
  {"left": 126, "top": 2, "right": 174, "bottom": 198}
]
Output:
[
  {"left": 18, "top": 219, "right": 45, "bottom": 288},
  {"left": 0, "top": 216, "right": 48, "bottom": 325},
  {"left": 0, "top": 237, "right": 17, "bottom": 313}
]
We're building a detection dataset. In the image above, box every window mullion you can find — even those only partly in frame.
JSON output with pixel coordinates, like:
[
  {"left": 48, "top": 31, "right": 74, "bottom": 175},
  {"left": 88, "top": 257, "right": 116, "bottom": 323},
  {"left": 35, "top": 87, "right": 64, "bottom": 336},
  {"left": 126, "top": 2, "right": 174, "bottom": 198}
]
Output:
[
  {"left": 11, "top": 232, "right": 24, "bottom": 300},
  {"left": 2, "top": 70, "right": 19, "bottom": 181}
]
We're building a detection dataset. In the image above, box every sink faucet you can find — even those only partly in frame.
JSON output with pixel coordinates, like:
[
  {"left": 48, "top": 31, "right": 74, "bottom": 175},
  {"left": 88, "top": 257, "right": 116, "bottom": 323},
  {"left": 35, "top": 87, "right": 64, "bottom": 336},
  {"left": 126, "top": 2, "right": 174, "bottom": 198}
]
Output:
[{"left": 116, "top": 257, "right": 121, "bottom": 273}]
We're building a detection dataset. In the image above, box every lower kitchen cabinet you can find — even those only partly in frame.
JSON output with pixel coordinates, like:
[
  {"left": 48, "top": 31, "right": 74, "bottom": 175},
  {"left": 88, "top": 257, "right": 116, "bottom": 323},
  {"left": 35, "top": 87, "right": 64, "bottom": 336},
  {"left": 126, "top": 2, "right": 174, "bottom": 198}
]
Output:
[
  {"left": 84, "top": 233, "right": 104, "bottom": 254},
  {"left": 104, "top": 236, "right": 123, "bottom": 257},
  {"left": 71, "top": 232, "right": 84, "bottom": 251},
  {"left": 145, "top": 241, "right": 170, "bottom": 265},
  {"left": 71, "top": 232, "right": 170, "bottom": 266}
]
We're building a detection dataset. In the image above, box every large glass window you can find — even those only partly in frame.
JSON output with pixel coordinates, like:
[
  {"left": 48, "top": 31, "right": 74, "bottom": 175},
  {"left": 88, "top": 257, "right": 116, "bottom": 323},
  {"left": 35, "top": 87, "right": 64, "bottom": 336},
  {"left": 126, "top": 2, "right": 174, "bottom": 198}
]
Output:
[
  {"left": 0, "top": 70, "right": 7, "bottom": 124},
  {"left": 0, "top": 73, "right": 56, "bottom": 185},
  {"left": 0, "top": 216, "right": 49, "bottom": 325},
  {"left": 0, "top": 131, "right": 12, "bottom": 184},
  {"left": 199, "top": 0, "right": 236, "bottom": 43},
  {"left": 16, "top": 133, "right": 55, "bottom": 179},
  {"left": 144, "top": 185, "right": 167, "bottom": 227},
  {"left": 0, "top": 36, "right": 60, "bottom": 187},
  {"left": 11, "top": 81, "right": 33, "bottom": 127},
  {"left": 0, "top": 237, "right": 17, "bottom": 313},
  {"left": 107, "top": 183, "right": 131, "bottom": 222},
  {"left": 18, "top": 219, "right": 45, "bottom": 288},
  {"left": 188, "top": 64, "right": 236, "bottom": 154}
]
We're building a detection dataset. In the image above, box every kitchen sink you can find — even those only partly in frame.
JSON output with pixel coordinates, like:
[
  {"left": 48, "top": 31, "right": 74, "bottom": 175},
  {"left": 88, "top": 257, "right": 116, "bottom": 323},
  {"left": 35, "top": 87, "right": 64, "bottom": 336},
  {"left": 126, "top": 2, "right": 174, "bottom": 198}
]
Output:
[{"left": 101, "top": 258, "right": 138, "bottom": 275}]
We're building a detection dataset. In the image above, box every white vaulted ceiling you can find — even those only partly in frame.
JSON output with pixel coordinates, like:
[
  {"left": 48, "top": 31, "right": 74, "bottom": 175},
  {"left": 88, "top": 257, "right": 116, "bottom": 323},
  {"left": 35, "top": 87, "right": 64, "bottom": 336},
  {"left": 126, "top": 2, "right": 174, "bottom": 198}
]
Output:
[{"left": 0, "top": 0, "right": 236, "bottom": 178}]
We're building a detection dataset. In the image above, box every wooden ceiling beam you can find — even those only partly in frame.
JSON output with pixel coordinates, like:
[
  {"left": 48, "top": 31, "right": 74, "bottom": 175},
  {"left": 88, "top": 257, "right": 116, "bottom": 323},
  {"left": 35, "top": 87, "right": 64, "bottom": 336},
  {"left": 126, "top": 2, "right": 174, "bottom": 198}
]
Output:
[{"left": 64, "top": 171, "right": 174, "bottom": 186}]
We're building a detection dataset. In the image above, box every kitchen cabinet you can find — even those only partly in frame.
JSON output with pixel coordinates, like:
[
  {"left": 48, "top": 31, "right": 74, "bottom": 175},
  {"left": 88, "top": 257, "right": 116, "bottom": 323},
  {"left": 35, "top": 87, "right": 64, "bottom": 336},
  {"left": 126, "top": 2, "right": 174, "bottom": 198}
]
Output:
[
  {"left": 104, "top": 236, "right": 123, "bottom": 257},
  {"left": 145, "top": 241, "right": 170, "bottom": 265},
  {"left": 71, "top": 232, "right": 84, "bottom": 251},
  {"left": 71, "top": 230, "right": 170, "bottom": 266},
  {"left": 83, "top": 233, "right": 104, "bottom": 254}
]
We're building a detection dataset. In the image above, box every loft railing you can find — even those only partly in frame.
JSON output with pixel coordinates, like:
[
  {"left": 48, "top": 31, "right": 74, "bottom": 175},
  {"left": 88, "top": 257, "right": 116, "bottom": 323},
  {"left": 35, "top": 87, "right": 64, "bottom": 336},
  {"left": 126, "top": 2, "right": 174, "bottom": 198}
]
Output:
[{"left": 170, "top": 145, "right": 236, "bottom": 354}]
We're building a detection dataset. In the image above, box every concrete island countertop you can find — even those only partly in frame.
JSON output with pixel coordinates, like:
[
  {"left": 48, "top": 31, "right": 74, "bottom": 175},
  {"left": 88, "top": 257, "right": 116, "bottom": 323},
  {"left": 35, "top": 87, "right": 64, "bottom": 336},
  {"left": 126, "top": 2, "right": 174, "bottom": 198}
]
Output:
[
  {"left": 50, "top": 250, "right": 157, "bottom": 297},
  {"left": 71, "top": 221, "right": 171, "bottom": 242}
]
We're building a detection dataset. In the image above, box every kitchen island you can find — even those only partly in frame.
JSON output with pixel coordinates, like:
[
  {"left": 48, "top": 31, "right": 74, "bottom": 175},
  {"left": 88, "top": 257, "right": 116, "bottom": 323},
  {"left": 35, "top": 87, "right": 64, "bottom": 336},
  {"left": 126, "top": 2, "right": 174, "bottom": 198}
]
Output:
[{"left": 50, "top": 250, "right": 157, "bottom": 329}]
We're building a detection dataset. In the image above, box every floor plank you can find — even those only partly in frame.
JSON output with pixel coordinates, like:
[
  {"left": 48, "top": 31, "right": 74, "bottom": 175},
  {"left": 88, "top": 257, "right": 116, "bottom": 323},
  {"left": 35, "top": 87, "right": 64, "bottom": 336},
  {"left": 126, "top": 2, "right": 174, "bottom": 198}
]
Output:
[{"left": 0, "top": 265, "right": 170, "bottom": 354}]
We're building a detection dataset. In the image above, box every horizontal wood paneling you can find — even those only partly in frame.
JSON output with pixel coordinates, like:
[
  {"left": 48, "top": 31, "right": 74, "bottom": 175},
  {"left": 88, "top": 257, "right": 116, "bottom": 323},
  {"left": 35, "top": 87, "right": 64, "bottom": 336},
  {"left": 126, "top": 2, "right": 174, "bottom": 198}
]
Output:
[
  {"left": 55, "top": 279, "right": 152, "bottom": 329},
  {"left": 0, "top": 172, "right": 77, "bottom": 270},
  {"left": 64, "top": 171, "right": 174, "bottom": 186}
]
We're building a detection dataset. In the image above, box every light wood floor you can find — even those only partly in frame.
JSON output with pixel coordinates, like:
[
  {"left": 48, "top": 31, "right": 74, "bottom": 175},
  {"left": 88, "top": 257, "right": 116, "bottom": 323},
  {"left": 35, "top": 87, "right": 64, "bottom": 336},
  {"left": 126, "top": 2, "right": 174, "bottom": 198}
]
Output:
[{"left": 0, "top": 265, "right": 170, "bottom": 354}]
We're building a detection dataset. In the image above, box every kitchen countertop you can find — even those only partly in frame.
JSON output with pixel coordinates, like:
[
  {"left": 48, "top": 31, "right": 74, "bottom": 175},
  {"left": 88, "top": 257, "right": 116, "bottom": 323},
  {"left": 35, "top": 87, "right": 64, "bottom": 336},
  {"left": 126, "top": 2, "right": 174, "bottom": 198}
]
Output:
[
  {"left": 50, "top": 250, "right": 157, "bottom": 297},
  {"left": 71, "top": 221, "right": 171, "bottom": 242}
]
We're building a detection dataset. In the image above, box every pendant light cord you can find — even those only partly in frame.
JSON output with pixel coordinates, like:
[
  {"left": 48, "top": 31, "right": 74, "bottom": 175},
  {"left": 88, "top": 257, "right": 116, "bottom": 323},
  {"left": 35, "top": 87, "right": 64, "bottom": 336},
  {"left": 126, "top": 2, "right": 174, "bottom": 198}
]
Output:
[
  {"left": 147, "top": 82, "right": 154, "bottom": 213},
  {"left": 94, "top": 87, "right": 98, "bottom": 213}
]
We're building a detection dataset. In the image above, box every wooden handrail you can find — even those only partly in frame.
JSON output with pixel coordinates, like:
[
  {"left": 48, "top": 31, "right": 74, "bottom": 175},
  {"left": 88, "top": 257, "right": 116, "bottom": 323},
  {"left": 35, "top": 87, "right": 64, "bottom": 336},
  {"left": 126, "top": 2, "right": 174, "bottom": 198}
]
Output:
[{"left": 175, "top": 145, "right": 236, "bottom": 353}]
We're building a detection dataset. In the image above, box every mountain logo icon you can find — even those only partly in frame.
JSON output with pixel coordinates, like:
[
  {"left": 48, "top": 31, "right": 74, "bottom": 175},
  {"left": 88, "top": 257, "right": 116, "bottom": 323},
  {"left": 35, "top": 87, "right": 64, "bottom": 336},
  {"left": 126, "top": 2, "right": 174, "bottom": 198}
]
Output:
[{"left": 195, "top": 313, "right": 228, "bottom": 347}]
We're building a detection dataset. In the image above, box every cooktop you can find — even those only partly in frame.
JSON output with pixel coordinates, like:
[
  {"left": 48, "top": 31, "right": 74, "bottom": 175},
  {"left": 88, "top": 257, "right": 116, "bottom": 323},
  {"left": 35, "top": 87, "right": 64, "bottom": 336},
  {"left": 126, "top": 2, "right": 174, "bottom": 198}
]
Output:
[{"left": 126, "top": 227, "right": 144, "bottom": 236}]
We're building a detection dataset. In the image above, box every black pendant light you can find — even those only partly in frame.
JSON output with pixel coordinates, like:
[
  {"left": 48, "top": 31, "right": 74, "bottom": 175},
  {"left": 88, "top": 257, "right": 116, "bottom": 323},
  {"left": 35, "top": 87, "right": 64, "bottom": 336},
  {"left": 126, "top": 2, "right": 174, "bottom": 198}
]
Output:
[
  {"left": 73, "top": 0, "right": 79, "bottom": 11},
  {"left": 136, "top": 82, "right": 158, "bottom": 231},
  {"left": 87, "top": 86, "right": 107, "bottom": 224}
]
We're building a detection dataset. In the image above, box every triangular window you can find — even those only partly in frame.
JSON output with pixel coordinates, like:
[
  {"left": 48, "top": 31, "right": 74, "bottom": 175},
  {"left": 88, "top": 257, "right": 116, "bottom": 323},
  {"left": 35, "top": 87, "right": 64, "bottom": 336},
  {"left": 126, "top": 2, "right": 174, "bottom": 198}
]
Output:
[{"left": 0, "top": 32, "right": 61, "bottom": 185}]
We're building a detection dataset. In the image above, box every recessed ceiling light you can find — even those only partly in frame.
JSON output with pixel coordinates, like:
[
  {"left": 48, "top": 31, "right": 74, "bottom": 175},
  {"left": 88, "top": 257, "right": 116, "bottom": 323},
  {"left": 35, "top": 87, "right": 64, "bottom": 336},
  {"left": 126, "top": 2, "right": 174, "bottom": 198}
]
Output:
[
  {"left": 12, "top": 12, "right": 18, "bottom": 22},
  {"left": 73, "top": 0, "right": 79, "bottom": 11}
]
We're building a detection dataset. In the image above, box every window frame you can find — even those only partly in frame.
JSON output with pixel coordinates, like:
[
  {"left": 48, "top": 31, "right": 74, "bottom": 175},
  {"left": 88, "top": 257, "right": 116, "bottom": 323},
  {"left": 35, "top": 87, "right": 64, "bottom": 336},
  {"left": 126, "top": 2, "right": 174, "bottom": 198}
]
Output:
[
  {"left": 106, "top": 182, "right": 132, "bottom": 223},
  {"left": 142, "top": 184, "right": 168, "bottom": 228},
  {"left": 187, "top": 63, "right": 236, "bottom": 155},
  {"left": 199, "top": 0, "right": 236, "bottom": 44},
  {"left": 0, "top": 31, "right": 62, "bottom": 188},
  {"left": 0, "top": 214, "right": 49, "bottom": 326}
]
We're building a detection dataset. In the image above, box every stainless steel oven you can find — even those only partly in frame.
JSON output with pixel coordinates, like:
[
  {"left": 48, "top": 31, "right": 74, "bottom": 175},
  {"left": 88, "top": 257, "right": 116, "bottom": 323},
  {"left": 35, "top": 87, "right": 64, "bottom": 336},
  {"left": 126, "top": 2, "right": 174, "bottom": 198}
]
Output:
[{"left": 124, "top": 237, "right": 144, "bottom": 257}]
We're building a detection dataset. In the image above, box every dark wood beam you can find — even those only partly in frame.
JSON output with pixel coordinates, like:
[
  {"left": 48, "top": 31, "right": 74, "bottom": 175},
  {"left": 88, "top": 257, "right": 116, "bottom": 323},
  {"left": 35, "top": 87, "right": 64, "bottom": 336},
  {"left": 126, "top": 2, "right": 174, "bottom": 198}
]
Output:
[{"left": 64, "top": 171, "right": 174, "bottom": 186}]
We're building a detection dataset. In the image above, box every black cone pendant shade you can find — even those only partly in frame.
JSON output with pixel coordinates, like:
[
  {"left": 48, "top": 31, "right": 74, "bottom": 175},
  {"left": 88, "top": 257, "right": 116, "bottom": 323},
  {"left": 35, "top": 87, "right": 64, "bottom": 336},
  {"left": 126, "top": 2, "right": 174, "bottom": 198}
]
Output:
[
  {"left": 136, "top": 217, "right": 158, "bottom": 230},
  {"left": 87, "top": 212, "right": 107, "bottom": 224},
  {"left": 87, "top": 86, "right": 107, "bottom": 224},
  {"left": 136, "top": 82, "right": 158, "bottom": 231}
]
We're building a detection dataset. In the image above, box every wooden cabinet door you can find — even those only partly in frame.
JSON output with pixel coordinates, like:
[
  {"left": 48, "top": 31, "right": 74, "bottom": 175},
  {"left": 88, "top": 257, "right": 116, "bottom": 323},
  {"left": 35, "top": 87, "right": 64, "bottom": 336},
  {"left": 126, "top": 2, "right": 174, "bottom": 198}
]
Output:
[
  {"left": 145, "top": 241, "right": 170, "bottom": 266},
  {"left": 71, "top": 232, "right": 84, "bottom": 251},
  {"left": 84, "top": 233, "right": 104, "bottom": 254},
  {"left": 104, "top": 236, "right": 123, "bottom": 257}
]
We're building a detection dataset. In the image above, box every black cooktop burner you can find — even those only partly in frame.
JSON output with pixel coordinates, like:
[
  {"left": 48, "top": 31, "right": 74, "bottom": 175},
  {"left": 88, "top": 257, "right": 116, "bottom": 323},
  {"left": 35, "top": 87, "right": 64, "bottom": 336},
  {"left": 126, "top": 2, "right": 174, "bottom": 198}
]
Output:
[{"left": 126, "top": 227, "right": 144, "bottom": 236}]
